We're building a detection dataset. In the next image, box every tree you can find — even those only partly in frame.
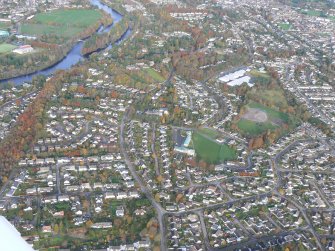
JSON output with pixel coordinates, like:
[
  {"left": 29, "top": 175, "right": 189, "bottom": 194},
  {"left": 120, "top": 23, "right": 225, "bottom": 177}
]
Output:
[
  {"left": 54, "top": 223, "right": 59, "bottom": 234},
  {"left": 86, "top": 220, "right": 93, "bottom": 228},
  {"left": 176, "top": 194, "right": 184, "bottom": 203}
]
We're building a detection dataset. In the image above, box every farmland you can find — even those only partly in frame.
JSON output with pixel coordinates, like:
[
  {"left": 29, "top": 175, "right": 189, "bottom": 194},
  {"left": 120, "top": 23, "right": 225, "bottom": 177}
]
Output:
[
  {"left": 32, "top": 9, "right": 103, "bottom": 27},
  {"left": 21, "top": 9, "right": 103, "bottom": 43}
]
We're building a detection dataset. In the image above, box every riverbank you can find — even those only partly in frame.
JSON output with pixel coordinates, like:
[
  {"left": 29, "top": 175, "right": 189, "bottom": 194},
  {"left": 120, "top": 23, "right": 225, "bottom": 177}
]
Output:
[
  {"left": 0, "top": 0, "right": 127, "bottom": 85},
  {"left": 82, "top": 19, "right": 130, "bottom": 56}
]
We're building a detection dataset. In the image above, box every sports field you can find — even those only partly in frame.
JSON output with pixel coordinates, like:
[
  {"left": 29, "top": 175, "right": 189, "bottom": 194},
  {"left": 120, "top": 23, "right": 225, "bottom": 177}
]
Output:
[
  {"left": 21, "top": 9, "right": 103, "bottom": 41},
  {"left": 0, "top": 43, "right": 17, "bottom": 54},
  {"left": 192, "top": 131, "right": 237, "bottom": 164},
  {"left": 237, "top": 102, "right": 290, "bottom": 136},
  {"left": 249, "top": 102, "right": 289, "bottom": 123}
]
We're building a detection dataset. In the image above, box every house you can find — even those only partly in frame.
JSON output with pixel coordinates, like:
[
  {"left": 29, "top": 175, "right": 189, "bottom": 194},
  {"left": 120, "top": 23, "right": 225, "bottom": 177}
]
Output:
[
  {"left": 53, "top": 211, "right": 64, "bottom": 217},
  {"left": 18, "top": 160, "right": 27, "bottom": 166},
  {"left": 91, "top": 222, "right": 113, "bottom": 229},
  {"left": 134, "top": 209, "right": 146, "bottom": 216},
  {"left": 58, "top": 195, "right": 70, "bottom": 202},
  {"left": 44, "top": 195, "right": 57, "bottom": 204},
  {"left": 116, "top": 206, "right": 124, "bottom": 217},
  {"left": 134, "top": 240, "right": 150, "bottom": 249},
  {"left": 42, "top": 226, "right": 52, "bottom": 233},
  {"left": 105, "top": 192, "right": 116, "bottom": 199},
  {"left": 13, "top": 45, "right": 34, "bottom": 54},
  {"left": 117, "top": 192, "right": 127, "bottom": 200}
]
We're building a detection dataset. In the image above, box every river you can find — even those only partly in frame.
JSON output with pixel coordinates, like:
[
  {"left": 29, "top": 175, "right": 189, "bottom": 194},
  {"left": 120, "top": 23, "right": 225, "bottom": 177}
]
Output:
[{"left": 0, "top": 0, "right": 131, "bottom": 85}]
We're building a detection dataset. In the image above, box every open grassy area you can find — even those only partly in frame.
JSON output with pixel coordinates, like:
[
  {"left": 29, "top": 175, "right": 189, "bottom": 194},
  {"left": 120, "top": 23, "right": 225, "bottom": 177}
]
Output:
[
  {"left": 0, "top": 22, "right": 10, "bottom": 29},
  {"left": 300, "top": 9, "right": 335, "bottom": 21},
  {"left": 198, "top": 127, "right": 219, "bottom": 139},
  {"left": 143, "top": 68, "right": 165, "bottom": 82},
  {"left": 237, "top": 119, "right": 276, "bottom": 136},
  {"left": 237, "top": 102, "right": 291, "bottom": 136},
  {"left": 301, "top": 9, "right": 325, "bottom": 17},
  {"left": 247, "top": 87, "right": 289, "bottom": 111},
  {"left": 279, "top": 23, "right": 292, "bottom": 30},
  {"left": 248, "top": 69, "right": 271, "bottom": 85},
  {"left": 21, "top": 9, "right": 103, "bottom": 41},
  {"left": 192, "top": 131, "right": 237, "bottom": 164},
  {"left": 0, "top": 43, "right": 16, "bottom": 54},
  {"left": 32, "top": 9, "right": 102, "bottom": 27},
  {"left": 21, "top": 24, "right": 83, "bottom": 38},
  {"left": 249, "top": 102, "right": 289, "bottom": 123},
  {"left": 248, "top": 69, "right": 271, "bottom": 79}
]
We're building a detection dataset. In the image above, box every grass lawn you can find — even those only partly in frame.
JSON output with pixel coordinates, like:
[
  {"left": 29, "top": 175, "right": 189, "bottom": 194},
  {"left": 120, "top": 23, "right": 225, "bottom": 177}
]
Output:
[
  {"left": 21, "top": 9, "right": 103, "bottom": 41},
  {"left": 301, "top": 9, "right": 324, "bottom": 17},
  {"left": 0, "top": 22, "right": 10, "bottom": 29},
  {"left": 247, "top": 87, "right": 288, "bottom": 108},
  {"left": 192, "top": 131, "right": 237, "bottom": 164},
  {"left": 21, "top": 24, "right": 83, "bottom": 38},
  {"left": 249, "top": 102, "right": 289, "bottom": 123},
  {"left": 300, "top": 9, "right": 335, "bottom": 21},
  {"left": 248, "top": 69, "right": 271, "bottom": 79},
  {"left": 0, "top": 43, "right": 16, "bottom": 54},
  {"left": 237, "top": 119, "right": 276, "bottom": 136},
  {"left": 237, "top": 102, "right": 291, "bottom": 136},
  {"left": 279, "top": 23, "right": 292, "bottom": 30},
  {"left": 32, "top": 9, "right": 102, "bottom": 27},
  {"left": 248, "top": 69, "right": 271, "bottom": 85},
  {"left": 198, "top": 127, "right": 219, "bottom": 139},
  {"left": 109, "top": 201, "right": 122, "bottom": 214},
  {"left": 143, "top": 68, "right": 165, "bottom": 82}
]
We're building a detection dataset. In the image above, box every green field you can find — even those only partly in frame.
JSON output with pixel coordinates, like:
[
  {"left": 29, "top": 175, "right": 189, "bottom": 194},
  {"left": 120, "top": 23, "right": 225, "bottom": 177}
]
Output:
[
  {"left": 198, "top": 128, "right": 219, "bottom": 139},
  {"left": 249, "top": 102, "right": 289, "bottom": 123},
  {"left": 143, "top": 68, "right": 165, "bottom": 82},
  {"left": 21, "top": 9, "right": 103, "bottom": 41},
  {"left": 301, "top": 9, "right": 325, "bottom": 17},
  {"left": 247, "top": 83, "right": 290, "bottom": 112},
  {"left": 21, "top": 24, "right": 83, "bottom": 38},
  {"left": 300, "top": 9, "right": 335, "bottom": 20},
  {"left": 237, "top": 102, "right": 291, "bottom": 136},
  {"left": 279, "top": 23, "right": 292, "bottom": 30},
  {"left": 192, "top": 131, "right": 237, "bottom": 164},
  {"left": 0, "top": 22, "right": 10, "bottom": 29},
  {"left": 248, "top": 69, "right": 271, "bottom": 85},
  {"left": 0, "top": 43, "right": 17, "bottom": 54},
  {"left": 237, "top": 119, "right": 276, "bottom": 136},
  {"left": 33, "top": 9, "right": 102, "bottom": 27},
  {"left": 248, "top": 69, "right": 271, "bottom": 79}
]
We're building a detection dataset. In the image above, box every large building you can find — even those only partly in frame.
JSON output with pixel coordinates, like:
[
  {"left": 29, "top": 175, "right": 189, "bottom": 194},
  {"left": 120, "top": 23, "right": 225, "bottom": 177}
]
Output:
[{"left": 13, "top": 45, "right": 34, "bottom": 54}]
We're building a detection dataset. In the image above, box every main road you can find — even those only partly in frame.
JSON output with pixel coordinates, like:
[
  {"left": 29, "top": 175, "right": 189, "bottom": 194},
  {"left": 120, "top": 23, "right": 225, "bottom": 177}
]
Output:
[{"left": 118, "top": 69, "right": 175, "bottom": 251}]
